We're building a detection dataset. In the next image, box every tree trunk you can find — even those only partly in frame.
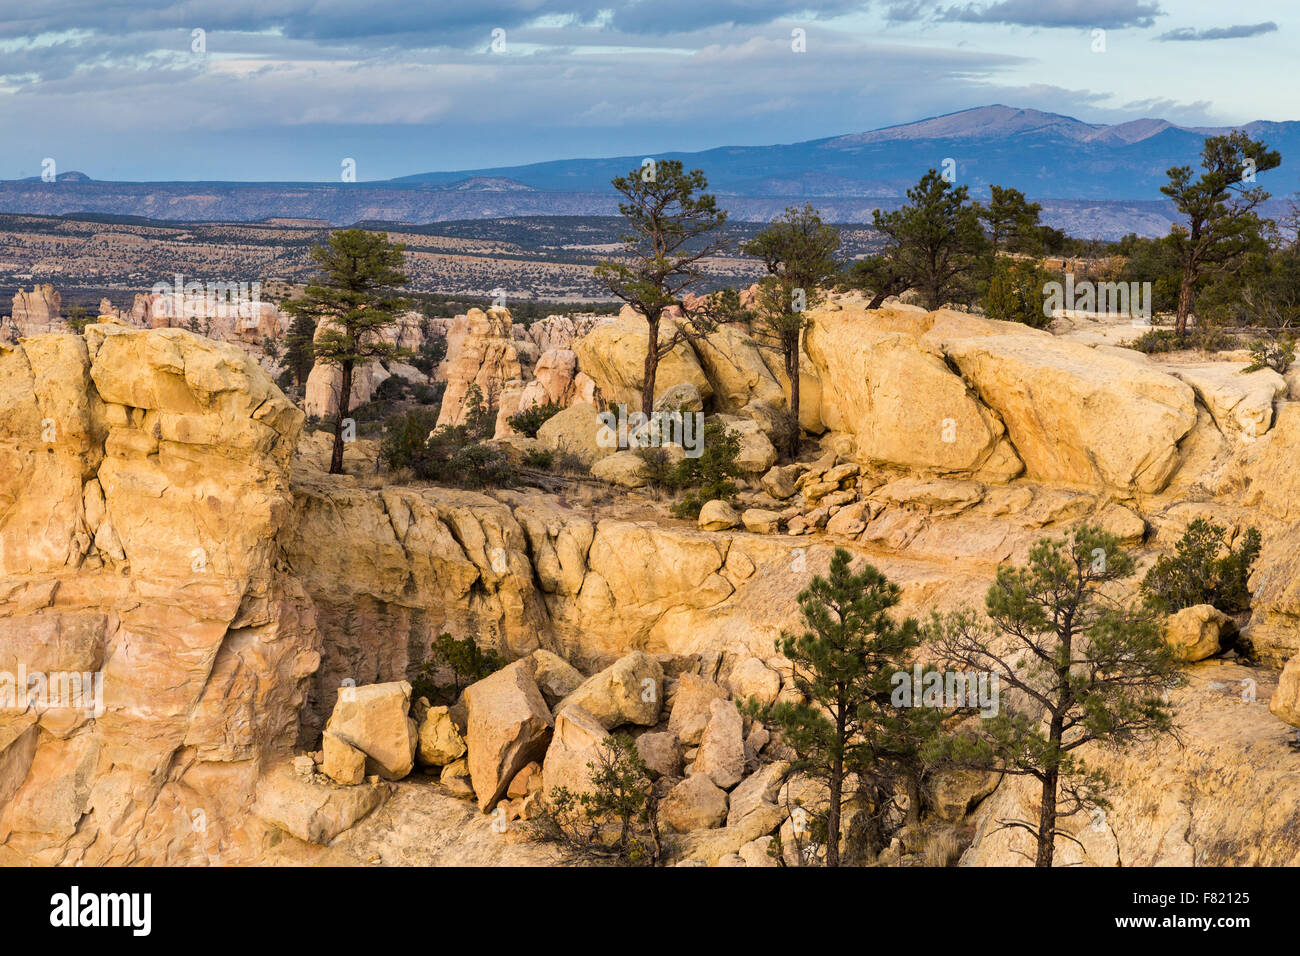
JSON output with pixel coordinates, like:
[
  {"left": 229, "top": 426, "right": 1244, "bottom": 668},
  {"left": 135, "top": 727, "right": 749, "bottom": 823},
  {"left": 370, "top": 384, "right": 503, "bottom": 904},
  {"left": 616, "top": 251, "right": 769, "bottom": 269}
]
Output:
[
  {"left": 826, "top": 703, "right": 846, "bottom": 867},
  {"left": 1035, "top": 768, "right": 1059, "bottom": 867},
  {"left": 826, "top": 761, "right": 842, "bottom": 868},
  {"left": 331, "top": 360, "right": 353, "bottom": 475},
  {"left": 785, "top": 342, "right": 801, "bottom": 459},
  {"left": 1036, "top": 708, "right": 1064, "bottom": 867},
  {"left": 1175, "top": 269, "right": 1195, "bottom": 335},
  {"left": 641, "top": 312, "right": 660, "bottom": 415},
  {"left": 867, "top": 291, "right": 887, "bottom": 309},
  {"left": 905, "top": 773, "right": 922, "bottom": 829}
]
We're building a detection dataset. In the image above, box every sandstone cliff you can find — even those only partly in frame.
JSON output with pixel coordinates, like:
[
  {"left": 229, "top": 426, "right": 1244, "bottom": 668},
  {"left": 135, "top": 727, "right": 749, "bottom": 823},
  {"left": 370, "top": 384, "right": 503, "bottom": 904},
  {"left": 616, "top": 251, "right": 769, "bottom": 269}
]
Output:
[{"left": 4, "top": 310, "right": 1300, "bottom": 867}]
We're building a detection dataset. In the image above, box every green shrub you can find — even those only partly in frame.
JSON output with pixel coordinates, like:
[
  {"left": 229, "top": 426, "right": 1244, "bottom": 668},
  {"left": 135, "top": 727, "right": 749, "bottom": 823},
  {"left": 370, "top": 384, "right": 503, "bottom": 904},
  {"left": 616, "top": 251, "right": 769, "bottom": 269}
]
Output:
[
  {"left": 983, "top": 260, "right": 1051, "bottom": 328},
  {"left": 508, "top": 401, "right": 562, "bottom": 438},
  {"left": 411, "top": 631, "right": 506, "bottom": 704},
  {"left": 1123, "top": 327, "right": 1240, "bottom": 354},
  {"left": 380, "top": 408, "right": 439, "bottom": 472},
  {"left": 1141, "top": 519, "right": 1261, "bottom": 614},
  {"left": 380, "top": 406, "right": 516, "bottom": 489},
  {"left": 1244, "top": 334, "right": 1296, "bottom": 374},
  {"left": 410, "top": 382, "right": 443, "bottom": 405},
  {"left": 635, "top": 445, "right": 676, "bottom": 488},
  {"left": 522, "top": 448, "right": 555, "bottom": 470},
  {"left": 530, "top": 734, "right": 659, "bottom": 865},
  {"left": 375, "top": 375, "right": 407, "bottom": 401},
  {"left": 667, "top": 420, "right": 742, "bottom": 519}
]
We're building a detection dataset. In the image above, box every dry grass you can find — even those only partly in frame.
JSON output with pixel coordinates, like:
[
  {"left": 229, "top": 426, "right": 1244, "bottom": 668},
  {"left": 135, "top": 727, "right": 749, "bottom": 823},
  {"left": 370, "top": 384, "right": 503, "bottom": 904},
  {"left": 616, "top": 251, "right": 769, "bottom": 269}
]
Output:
[{"left": 922, "top": 826, "right": 964, "bottom": 867}]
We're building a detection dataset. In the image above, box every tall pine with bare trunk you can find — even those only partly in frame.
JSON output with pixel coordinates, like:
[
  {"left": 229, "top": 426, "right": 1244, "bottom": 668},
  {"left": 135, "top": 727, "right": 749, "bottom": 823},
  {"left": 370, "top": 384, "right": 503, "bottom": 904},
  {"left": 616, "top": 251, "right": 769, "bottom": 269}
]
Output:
[
  {"left": 929, "top": 525, "right": 1179, "bottom": 866},
  {"left": 595, "top": 160, "right": 729, "bottom": 413},
  {"left": 284, "top": 229, "right": 408, "bottom": 474}
]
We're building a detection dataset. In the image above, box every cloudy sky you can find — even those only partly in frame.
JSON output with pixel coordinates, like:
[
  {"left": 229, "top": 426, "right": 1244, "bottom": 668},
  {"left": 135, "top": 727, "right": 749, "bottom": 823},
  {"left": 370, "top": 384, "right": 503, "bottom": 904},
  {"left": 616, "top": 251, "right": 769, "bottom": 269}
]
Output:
[{"left": 0, "top": 0, "right": 1290, "bottom": 181}]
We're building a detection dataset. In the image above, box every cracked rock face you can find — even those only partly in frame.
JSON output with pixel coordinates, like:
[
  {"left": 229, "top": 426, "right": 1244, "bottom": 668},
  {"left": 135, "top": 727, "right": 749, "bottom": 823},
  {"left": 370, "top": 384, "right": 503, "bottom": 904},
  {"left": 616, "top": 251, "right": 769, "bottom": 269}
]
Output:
[{"left": 0, "top": 326, "right": 318, "bottom": 865}]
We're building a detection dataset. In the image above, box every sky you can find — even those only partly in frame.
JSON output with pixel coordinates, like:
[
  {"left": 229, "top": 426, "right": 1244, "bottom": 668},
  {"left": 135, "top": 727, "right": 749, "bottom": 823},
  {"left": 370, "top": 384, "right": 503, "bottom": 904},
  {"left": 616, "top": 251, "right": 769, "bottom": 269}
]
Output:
[{"left": 0, "top": 0, "right": 1292, "bottom": 181}]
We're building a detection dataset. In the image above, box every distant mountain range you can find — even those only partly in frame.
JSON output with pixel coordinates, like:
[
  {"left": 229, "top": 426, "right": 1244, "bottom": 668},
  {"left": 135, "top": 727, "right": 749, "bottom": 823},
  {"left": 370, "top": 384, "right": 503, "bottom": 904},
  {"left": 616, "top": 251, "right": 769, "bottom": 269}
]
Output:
[{"left": 3, "top": 106, "right": 1296, "bottom": 238}]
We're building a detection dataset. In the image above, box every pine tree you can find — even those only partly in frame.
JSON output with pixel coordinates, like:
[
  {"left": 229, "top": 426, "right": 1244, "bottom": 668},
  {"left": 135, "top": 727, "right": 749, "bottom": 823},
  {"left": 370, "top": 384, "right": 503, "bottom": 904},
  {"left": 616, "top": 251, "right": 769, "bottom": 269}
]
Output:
[
  {"left": 742, "top": 204, "right": 841, "bottom": 457},
  {"left": 757, "top": 547, "right": 921, "bottom": 866},
  {"left": 594, "top": 160, "right": 730, "bottom": 413},
  {"left": 930, "top": 525, "right": 1180, "bottom": 866},
  {"left": 869, "top": 169, "right": 988, "bottom": 310},
  {"left": 283, "top": 310, "right": 317, "bottom": 387},
  {"left": 1162, "top": 132, "right": 1280, "bottom": 334},
  {"left": 283, "top": 229, "right": 408, "bottom": 474}
]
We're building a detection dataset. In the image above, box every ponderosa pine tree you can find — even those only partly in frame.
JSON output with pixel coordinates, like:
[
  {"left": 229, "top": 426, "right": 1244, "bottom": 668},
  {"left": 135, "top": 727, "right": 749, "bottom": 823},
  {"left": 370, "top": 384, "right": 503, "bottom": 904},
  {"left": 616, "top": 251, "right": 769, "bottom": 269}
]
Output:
[
  {"left": 930, "top": 525, "right": 1179, "bottom": 867},
  {"left": 1162, "top": 132, "right": 1280, "bottom": 335},
  {"left": 867, "top": 170, "right": 988, "bottom": 310},
  {"left": 756, "top": 547, "right": 921, "bottom": 867},
  {"left": 283, "top": 229, "right": 409, "bottom": 474},
  {"left": 594, "top": 160, "right": 730, "bottom": 413},
  {"left": 742, "top": 204, "right": 841, "bottom": 457}
]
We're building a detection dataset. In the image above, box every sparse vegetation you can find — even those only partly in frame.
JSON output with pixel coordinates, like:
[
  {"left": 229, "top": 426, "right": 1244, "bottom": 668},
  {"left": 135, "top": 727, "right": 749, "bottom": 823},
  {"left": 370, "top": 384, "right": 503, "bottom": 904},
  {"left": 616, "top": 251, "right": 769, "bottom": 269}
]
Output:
[
  {"left": 983, "top": 258, "right": 1052, "bottom": 328},
  {"left": 1141, "top": 518, "right": 1261, "bottom": 615},
  {"left": 1244, "top": 332, "right": 1296, "bottom": 374},
  {"left": 411, "top": 631, "right": 506, "bottom": 705},
  {"left": 532, "top": 734, "right": 661, "bottom": 866},
  {"left": 1122, "top": 326, "right": 1240, "bottom": 354},
  {"left": 508, "top": 401, "right": 562, "bottom": 438},
  {"left": 666, "top": 419, "right": 742, "bottom": 519}
]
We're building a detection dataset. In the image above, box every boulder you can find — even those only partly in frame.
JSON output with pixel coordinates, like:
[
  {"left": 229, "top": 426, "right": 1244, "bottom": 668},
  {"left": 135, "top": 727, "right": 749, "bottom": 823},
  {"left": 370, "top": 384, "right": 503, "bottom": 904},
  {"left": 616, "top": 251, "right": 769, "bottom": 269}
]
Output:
[
  {"left": 739, "top": 836, "right": 778, "bottom": 867},
  {"left": 573, "top": 315, "right": 713, "bottom": 412},
  {"left": 698, "top": 499, "right": 741, "bottom": 531},
  {"left": 1164, "top": 604, "right": 1232, "bottom": 662},
  {"left": 727, "top": 760, "right": 790, "bottom": 826},
  {"left": 727, "top": 658, "right": 781, "bottom": 707},
  {"left": 1171, "top": 364, "right": 1286, "bottom": 442},
  {"left": 591, "top": 451, "right": 650, "bottom": 489},
  {"left": 463, "top": 659, "right": 555, "bottom": 811},
  {"left": 741, "top": 508, "right": 782, "bottom": 534},
  {"left": 324, "top": 681, "right": 417, "bottom": 782},
  {"left": 669, "top": 675, "right": 730, "bottom": 746},
  {"left": 440, "top": 758, "right": 474, "bottom": 799},
  {"left": 662, "top": 773, "right": 729, "bottom": 832},
  {"left": 530, "top": 650, "right": 585, "bottom": 707},
  {"left": 804, "top": 308, "right": 1021, "bottom": 479},
  {"left": 557, "top": 651, "right": 664, "bottom": 730},
  {"left": 943, "top": 330, "right": 1197, "bottom": 492},
  {"left": 694, "top": 698, "right": 746, "bottom": 789},
  {"left": 540, "top": 705, "right": 609, "bottom": 800},
  {"left": 417, "top": 705, "right": 468, "bottom": 767},
  {"left": 536, "top": 401, "right": 616, "bottom": 466},
  {"left": 635, "top": 731, "right": 683, "bottom": 779},
  {"left": 825, "top": 501, "right": 870, "bottom": 536},
  {"left": 717, "top": 417, "right": 778, "bottom": 474},
  {"left": 321, "top": 731, "right": 366, "bottom": 786},
  {"left": 654, "top": 382, "right": 705, "bottom": 413},
  {"left": 252, "top": 763, "right": 387, "bottom": 845},
  {"left": 689, "top": 325, "right": 786, "bottom": 412},
  {"left": 1270, "top": 653, "right": 1300, "bottom": 727},
  {"left": 760, "top": 464, "right": 804, "bottom": 500}
]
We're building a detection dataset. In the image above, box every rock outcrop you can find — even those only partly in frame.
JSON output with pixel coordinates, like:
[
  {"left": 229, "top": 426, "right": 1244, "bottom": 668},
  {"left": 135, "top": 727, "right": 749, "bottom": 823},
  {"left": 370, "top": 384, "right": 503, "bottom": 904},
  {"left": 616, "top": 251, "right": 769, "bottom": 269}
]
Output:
[
  {"left": 0, "top": 326, "right": 317, "bottom": 865},
  {"left": 436, "top": 308, "right": 523, "bottom": 428}
]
